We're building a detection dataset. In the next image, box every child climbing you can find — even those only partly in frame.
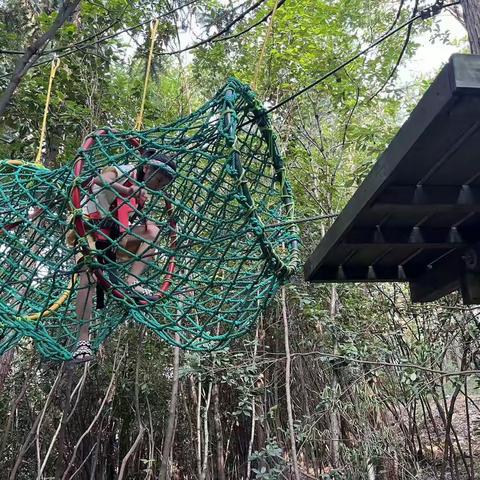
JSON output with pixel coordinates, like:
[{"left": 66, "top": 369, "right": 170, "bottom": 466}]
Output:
[{"left": 72, "top": 149, "right": 177, "bottom": 363}]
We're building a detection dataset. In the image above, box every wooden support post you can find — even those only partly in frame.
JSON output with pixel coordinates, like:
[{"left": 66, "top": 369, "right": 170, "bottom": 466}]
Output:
[
  {"left": 460, "top": 245, "right": 480, "bottom": 303},
  {"left": 460, "top": 271, "right": 480, "bottom": 303}
]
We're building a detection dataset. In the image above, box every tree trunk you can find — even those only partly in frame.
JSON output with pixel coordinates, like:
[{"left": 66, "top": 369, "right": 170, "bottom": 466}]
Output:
[
  {"left": 196, "top": 378, "right": 203, "bottom": 479},
  {"left": 54, "top": 366, "right": 74, "bottom": 479},
  {"left": 281, "top": 286, "right": 301, "bottom": 480},
  {"left": 46, "top": 130, "right": 59, "bottom": 168},
  {"left": 10, "top": 367, "right": 64, "bottom": 480},
  {"left": 0, "top": 350, "right": 15, "bottom": 393},
  {"left": 212, "top": 382, "right": 226, "bottom": 480},
  {"left": 462, "top": 0, "right": 480, "bottom": 54},
  {"left": 329, "top": 286, "right": 341, "bottom": 468},
  {"left": 200, "top": 382, "right": 213, "bottom": 480},
  {"left": 159, "top": 341, "right": 181, "bottom": 480},
  {"left": 246, "top": 326, "right": 260, "bottom": 480},
  {"left": 118, "top": 330, "right": 146, "bottom": 480}
]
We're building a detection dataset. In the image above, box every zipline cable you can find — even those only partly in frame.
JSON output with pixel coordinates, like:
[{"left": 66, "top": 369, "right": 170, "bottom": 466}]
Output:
[{"left": 156, "top": 0, "right": 273, "bottom": 56}]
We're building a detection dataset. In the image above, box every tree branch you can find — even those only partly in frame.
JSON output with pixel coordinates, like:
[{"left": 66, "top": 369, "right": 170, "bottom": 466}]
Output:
[{"left": 0, "top": 0, "right": 81, "bottom": 119}]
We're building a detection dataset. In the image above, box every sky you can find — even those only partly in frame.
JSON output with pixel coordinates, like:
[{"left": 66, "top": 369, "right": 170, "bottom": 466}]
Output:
[{"left": 400, "top": 9, "right": 468, "bottom": 79}]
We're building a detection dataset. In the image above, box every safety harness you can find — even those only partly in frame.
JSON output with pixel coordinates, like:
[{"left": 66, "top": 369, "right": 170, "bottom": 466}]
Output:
[{"left": 82, "top": 165, "right": 145, "bottom": 308}]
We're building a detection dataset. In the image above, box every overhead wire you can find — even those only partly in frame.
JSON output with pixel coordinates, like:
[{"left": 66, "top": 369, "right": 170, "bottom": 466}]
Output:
[
  {"left": 155, "top": 0, "right": 273, "bottom": 56},
  {"left": 210, "top": 0, "right": 285, "bottom": 43},
  {"left": 0, "top": 0, "right": 198, "bottom": 56},
  {"left": 0, "top": 0, "right": 273, "bottom": 80},
  {"left": 0, "top": 0, "right": 460, "bottom": 91},
  {"left": 263, "top": 0, "right": 461, "bottom": 116},
  {"left": 0, "top": 0, "right": 460, "bottom": 164},
  {"left": 0, "top": 0, "right": 199, "bottom": 79},
  {"left": 367, "top": 0, "right": 420, "bottom": 102}
]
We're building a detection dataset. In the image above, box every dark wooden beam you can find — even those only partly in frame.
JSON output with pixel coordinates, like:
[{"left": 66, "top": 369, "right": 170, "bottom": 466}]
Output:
[
  {"left": 311, "top": 264, "right": 419, "bottom": 283},
  {"left": 343, "top": 225, "right": 476, "bottom": 248},
  {"left": 371, "top": 185, "right": 480, "bottom": 213}
]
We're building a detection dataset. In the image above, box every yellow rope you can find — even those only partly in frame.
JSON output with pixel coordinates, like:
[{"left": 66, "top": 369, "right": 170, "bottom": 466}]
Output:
[
  {"left": 22, "top": 275, "right": 77, "bottom": 321},
  {"left": 35, "top": 57, "right": 60, "bottom": 166},
  {"left": 253, "top": 0, "right": 281, "bottom": 90},
  {"left": 134, "top": 20, "right": 160, "bottom": 130}
]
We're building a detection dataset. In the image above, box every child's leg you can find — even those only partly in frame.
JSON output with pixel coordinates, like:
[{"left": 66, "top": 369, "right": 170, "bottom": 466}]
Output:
[
  {"left": 74, "top": 268, "right": 96, "bottom": 361},
  {"left": 121, "top": 222, "right": 160, "bottom": 289}
]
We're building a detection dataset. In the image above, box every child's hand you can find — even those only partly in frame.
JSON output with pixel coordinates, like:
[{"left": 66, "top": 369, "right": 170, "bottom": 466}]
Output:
[
  {"left": 137, "top": 189, "right": 147, "bottom": 206},
  {"left": 126, "top": 185, "right": 140, "bottom": 198},
  {"left": 127, "top": 186, "right": 147, "bottom": 205}
]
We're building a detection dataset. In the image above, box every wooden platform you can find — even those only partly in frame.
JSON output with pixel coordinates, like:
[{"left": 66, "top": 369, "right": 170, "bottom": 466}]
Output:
[{"left": 304, "top": 54, "right": 480, "bottom": 303}]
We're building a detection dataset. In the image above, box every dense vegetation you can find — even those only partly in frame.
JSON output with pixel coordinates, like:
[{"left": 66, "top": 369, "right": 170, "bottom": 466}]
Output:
[{"left": 0, "top": 1, "right": 476, "bottom": 479}]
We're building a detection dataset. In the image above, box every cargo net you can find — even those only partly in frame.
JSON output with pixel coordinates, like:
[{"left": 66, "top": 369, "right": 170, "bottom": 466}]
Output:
[{"left": 0, "top": 78, "right": 300, "bottom": 361}]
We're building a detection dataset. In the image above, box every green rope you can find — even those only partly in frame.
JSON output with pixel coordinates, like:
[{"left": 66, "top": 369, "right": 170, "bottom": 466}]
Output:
[{"left": 0, "top": 78, "right": 300, "bottom": 360}]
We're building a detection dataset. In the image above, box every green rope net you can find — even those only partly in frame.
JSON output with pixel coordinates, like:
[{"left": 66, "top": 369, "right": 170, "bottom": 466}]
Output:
[{"left": 0, "top": 78, "right": 300, "bottom": 360}]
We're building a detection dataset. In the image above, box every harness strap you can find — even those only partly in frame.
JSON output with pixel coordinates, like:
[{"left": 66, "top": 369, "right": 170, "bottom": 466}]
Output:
[{"left": 95, "top": 239, "right": 120, "bottom": 309}]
